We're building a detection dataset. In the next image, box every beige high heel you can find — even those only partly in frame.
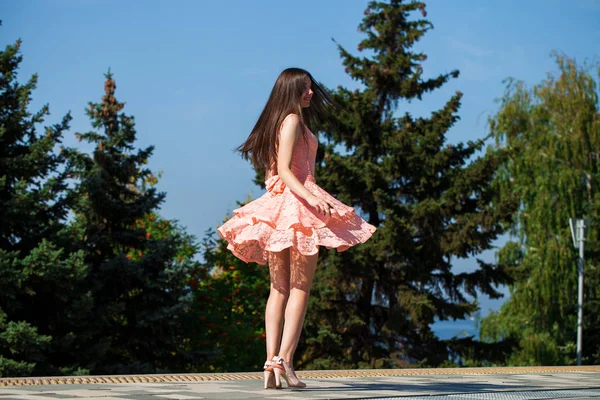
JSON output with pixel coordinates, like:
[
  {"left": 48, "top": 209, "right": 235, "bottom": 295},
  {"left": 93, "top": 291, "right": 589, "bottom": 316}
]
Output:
[
  {"left": 272, "top": 356, "right": 306, "bottom": 388},
  {"left": 263, "top": 360, "right": 282, "bottom": 389}
]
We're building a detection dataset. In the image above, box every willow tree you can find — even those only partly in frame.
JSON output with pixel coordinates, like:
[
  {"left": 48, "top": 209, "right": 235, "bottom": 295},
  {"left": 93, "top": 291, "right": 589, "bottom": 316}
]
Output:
[{"left": 480, "top": 54, "right": 600, "bottom": 365}]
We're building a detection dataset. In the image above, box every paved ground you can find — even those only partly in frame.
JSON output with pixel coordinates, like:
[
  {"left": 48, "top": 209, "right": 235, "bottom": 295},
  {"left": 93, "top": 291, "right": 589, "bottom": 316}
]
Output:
[{"left": 1, "top": 366, "right": 600, "bottom": 399}]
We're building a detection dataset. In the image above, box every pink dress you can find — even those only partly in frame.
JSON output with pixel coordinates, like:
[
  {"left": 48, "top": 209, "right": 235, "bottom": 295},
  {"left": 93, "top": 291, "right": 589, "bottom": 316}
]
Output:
[{"left": 218, "top": 116, "right": 376, "bottom": 265}]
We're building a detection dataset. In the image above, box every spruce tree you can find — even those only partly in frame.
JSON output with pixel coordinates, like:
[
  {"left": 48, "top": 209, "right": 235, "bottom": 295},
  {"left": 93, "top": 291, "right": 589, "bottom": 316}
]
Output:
[
  {"left": 0, "top": 34, "right": 89, "bottom": 377},
  {"left": 66, "top": 72, "right": 195, "bottom": 373},
  {"left": 295, "top": 0, "right": 516, "bottom": 368},
  {"left": 480, "top": 54, "right": 600, "bottom": 365}
]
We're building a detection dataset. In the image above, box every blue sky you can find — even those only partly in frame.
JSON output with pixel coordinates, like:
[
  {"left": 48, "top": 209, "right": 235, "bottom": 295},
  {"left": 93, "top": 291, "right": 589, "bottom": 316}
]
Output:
[{"left": 3, "top": 0, "right": 599, "bottom": 315}]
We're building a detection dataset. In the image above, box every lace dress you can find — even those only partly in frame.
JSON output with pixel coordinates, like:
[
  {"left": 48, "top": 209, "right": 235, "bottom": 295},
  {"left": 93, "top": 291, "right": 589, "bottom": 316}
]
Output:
[{"left": 218, "top": 115, "right": 376, "bottom": 265}]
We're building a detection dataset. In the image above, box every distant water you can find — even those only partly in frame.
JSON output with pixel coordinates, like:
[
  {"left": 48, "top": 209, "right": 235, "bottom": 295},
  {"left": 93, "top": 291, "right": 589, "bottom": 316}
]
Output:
[{"left": 431, "top": 319, "right": 478, "bottom": 340}]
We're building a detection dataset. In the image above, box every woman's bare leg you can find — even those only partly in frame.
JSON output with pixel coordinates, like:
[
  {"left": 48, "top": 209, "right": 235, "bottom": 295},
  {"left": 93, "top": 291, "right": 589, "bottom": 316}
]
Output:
[
  {"left": 278, "top": 248, "right": 318, "bottom": 366},
  {"left": 265, "top": 249, "right": 290, "bottom": 361}
]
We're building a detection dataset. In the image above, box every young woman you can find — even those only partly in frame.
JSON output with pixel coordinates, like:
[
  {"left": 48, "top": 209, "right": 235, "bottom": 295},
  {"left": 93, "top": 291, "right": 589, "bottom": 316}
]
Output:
[{"left": 218, "top": 68, "right": 376, "bottom": 389}]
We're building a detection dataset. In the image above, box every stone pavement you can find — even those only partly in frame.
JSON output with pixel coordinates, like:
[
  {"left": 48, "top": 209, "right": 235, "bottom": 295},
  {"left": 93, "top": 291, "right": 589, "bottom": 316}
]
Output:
[{"left": 1, "top": 366, "right": 600, "bottom": 400}]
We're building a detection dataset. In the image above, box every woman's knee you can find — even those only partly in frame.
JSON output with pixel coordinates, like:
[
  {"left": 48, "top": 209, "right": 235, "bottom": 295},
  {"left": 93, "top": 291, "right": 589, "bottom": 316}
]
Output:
[
  {"left": 269, "top": 280, "right": 290, "bottom": 299},
  {"left": 267, "top": 288, "right": 289, "bottom": 315}
]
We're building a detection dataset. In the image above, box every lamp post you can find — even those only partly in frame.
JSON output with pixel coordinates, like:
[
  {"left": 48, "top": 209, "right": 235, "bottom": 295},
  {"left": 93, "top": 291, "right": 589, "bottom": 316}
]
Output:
[{"left": 569, "top": 218, "right": 588, "bottom": 366}]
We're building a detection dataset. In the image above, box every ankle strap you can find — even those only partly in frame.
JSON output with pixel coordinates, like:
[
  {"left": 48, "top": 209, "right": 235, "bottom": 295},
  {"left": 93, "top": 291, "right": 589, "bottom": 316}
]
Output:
[
  {"left": 271, "top": 356, "right": 285, "bottom": 370},
  {"left": 272, "top": 356, "right": 284, "bottom": 364}
]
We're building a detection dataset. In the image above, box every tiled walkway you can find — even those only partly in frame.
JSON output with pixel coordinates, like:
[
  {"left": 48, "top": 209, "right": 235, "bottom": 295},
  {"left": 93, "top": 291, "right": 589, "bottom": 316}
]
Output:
[{"left": 1, "top": 366, "right": 599, "bottom": 399}]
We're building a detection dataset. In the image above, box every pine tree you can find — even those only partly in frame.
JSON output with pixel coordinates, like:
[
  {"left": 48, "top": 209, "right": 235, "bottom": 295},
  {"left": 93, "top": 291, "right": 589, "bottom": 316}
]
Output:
[
  {"left": 0, "top": 33, "right": 89, "bottom": 377},
  {"left": 65, "top": 72, "right": 195, "bottom": 373},
  {"left": 295, "top": 0, "right": 516, "bottom": 368},
  {"left": 479, "top": 54, "right": 600, "bottom": 365}
]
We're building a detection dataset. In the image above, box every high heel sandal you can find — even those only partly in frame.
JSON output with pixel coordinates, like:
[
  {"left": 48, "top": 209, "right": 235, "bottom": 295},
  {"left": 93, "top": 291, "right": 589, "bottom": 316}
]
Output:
[
  {"left": 263, "top": 360, "right": 282, "bottom": 389},
  {"left": 272, "top": 356, "right": 307, "bottom": 388}
]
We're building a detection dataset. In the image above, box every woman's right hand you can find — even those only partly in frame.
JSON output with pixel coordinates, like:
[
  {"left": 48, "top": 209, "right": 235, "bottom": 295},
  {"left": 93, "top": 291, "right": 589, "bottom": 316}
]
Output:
[{"left": 307, "top": 194, "right": 335, "bottom": 217}]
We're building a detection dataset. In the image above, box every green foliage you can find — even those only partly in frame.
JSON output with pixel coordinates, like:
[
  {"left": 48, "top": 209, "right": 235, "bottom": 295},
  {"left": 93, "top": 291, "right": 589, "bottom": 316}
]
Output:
[
  {"left": 188, "top": 227, "right": 270, "bottom": 372},
  {"left": 479, "top": 53, "right": 600, "bottom": 365},
  {"left": 0, "top": 309, "right": 51, "bottom": 376},
  {"left": 0, "top": 34, "right": 93, "bottom": 377},
  {"left": 0, "top": 30, "right": 207, "bottom": 375},
  {"left": 293, "top": 0, "right": 516, "bottom": 368}
]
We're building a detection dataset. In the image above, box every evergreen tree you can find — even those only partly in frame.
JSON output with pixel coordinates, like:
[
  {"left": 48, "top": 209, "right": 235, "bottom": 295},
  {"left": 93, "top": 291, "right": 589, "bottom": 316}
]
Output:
[
  {"left": 295, "top": 0, "right": 516, "bottom": 368},
  {"left": 0, "top": 34, "right": 89, "bottom": 377},
  {"left": 65, "top": 72, "right": 195, "bottom": 374},
  {"left": 479, "top": 54, "right": 600, "bottom": 365}
]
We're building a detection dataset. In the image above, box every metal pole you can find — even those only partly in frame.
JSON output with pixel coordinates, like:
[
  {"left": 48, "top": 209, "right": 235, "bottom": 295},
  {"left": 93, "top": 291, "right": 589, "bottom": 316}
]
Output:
[{"left": 577, "top": 220, "right": 585, "bottom": 366}]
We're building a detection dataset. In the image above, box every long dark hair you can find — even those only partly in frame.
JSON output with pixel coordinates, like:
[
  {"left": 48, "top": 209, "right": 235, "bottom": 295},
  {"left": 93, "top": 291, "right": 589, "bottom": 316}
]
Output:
[{"left": 237, "top": 67, "right": 335, "bottom": 172}]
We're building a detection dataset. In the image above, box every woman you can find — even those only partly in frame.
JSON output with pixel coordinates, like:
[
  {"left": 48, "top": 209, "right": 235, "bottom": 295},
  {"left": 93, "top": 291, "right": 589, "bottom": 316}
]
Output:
[{"left": 218, "top": 68, "right": 376, "bottom": 389}]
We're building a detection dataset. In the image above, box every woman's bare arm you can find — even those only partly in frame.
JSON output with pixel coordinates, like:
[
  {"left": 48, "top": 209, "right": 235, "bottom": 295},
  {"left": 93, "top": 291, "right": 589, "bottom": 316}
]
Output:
[
  {"left": 277, "top": 115, "right": 314, "bottom": 200},
  {"left": 277, "top": 114, "right": 332, "bottom": 216}
]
